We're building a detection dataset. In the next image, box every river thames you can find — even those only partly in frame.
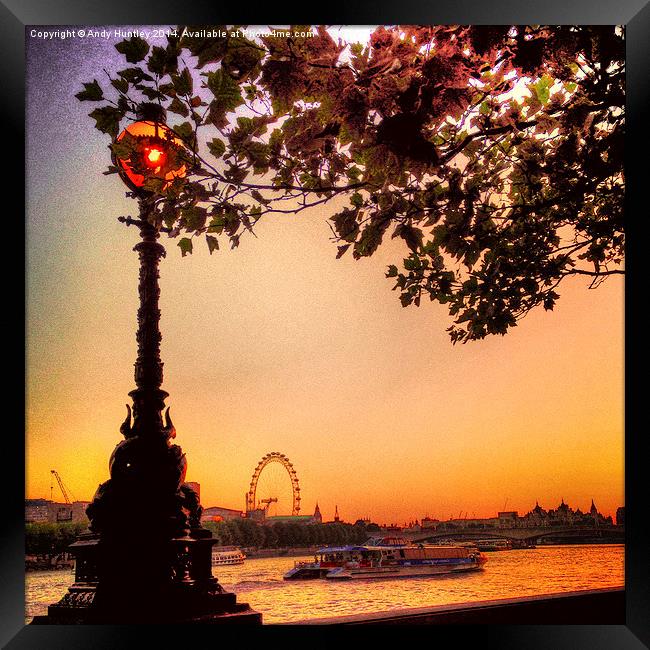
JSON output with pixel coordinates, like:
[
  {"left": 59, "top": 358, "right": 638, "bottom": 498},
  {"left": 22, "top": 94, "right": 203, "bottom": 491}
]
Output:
[{"left": 25, "top": 544, "right": 623, "bottom": 624}]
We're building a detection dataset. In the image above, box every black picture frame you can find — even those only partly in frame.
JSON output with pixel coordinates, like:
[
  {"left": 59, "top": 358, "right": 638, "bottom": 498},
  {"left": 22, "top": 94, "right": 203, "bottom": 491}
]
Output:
[{"left": 5, "top": 1, "right": 648, "bottom": 647}]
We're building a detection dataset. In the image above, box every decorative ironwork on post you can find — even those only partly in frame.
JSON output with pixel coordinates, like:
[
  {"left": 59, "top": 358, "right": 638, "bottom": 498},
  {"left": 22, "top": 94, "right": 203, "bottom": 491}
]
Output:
[
  {"left": 126, "top": 205, "right": 171, "bottom": 442},
  {"left": 31, "top": 105, "right": 261, "bottom": 625}
]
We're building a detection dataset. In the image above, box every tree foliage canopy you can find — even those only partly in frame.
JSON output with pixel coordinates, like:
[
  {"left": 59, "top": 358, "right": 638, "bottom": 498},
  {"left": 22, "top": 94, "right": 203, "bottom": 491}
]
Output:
[
  {"left": 78, "top": 25, "right": 624, "bottom": 342},
  {"left": 202, "top": 518, "right": 368, "bottom": 547}
]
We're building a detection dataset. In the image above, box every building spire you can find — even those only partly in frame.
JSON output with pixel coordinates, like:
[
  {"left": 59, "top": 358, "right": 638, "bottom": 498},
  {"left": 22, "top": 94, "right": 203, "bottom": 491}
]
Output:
[{"left": 334, "top": 505, "right": 340, "bottom": 522}]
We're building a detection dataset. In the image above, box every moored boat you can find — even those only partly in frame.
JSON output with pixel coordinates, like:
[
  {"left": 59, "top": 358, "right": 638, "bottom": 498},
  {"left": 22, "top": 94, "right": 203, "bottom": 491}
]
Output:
[
  {"left": 475, "top": 539, "right": 512, "bottom": 552},
  {"left": 212, "top": 545, "right": 246, "bottom": 566},
  {"left": 283, "top": 536, "right": 487, "bottom": 580}
]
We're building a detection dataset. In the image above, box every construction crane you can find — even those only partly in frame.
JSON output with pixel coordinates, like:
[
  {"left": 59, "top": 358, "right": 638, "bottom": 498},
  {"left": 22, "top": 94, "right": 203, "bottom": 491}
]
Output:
[
  {"left": 259, "top": 497, "right": 278, "bottom": 513},
  {"left": 50, "top": 470, "right": 73, "bottom": 504}
]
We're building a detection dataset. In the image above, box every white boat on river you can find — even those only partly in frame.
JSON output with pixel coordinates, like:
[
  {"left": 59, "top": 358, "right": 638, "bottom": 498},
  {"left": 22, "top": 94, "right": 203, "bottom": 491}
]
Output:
[
  {"left": 211, "top": 546, "right": 246, "bottom": 566},
  {"left": 284, "top": 536, "right": 487, "bottom": 580}
]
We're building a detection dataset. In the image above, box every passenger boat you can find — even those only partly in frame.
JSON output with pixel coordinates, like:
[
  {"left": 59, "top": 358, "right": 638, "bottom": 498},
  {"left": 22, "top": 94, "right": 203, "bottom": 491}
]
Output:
[
  {"left": 283, "top": 536, "right": 487, "bottom": 580},
  {"left": 474, "top": 539, "right": 512, "bottom": 552},
  {"left": 211, "top": 545, "right": 246, "bottom": 566}
]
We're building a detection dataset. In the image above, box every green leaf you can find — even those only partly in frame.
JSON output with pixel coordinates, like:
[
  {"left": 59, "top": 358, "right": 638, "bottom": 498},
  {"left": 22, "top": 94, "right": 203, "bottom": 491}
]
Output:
[
  {"left": 206, "top": 235, "right": 219, "bottom": 254},
  {"left": 115, "top": 37, "right": 150, "bottom": 64},
  {"left": 243, "top": 141, "right": 270, "bottom": 173},
  {"left": 173, "top": 68, "right": 193, "bottom": 96},
  {"left": 543, "top": 291, "right": 559, "bottom": 311},
  {"left": 118, "top": 67, "right": 154, "bottom": 84},
  {"left": 181, "top": 206, "right": 207, "bottom": 230},
  {"left": 178, "top": 237, "right": 193, "bottom": 256},
  {"left": 89, "top": 106, "right": 123, "bottom": 138},
  {"left": 533, "top": 75, "right": 553, "bottom": 105},
  {"left": 182, "top": 35, "right": 228, "bottom": 69},
  {"left": 205, "top": 69, "right": 243, "bottom": 127},
  {"left": 462, "top": 276, "right": 478, "bottom": 292},
  {"left": 142, "top": 177, "right": 165, "bottom": 193},
  {"left": 159, "top": 82, "right": 176, "bottom": 97},
  {"left": 353, "top": 222, "right": 387, "bottom": 259},
  {"left": 336, "top": 244, "right": 350, "bottom": 258},
  {"left": 161, "top": 204, "right": 179, "bottom": 228},
  {"left": 250, "top": 189, "right": 269, "bottom": 205},
  {"left": 224, "top": 165, "right": 248, "bottom": 184},
  {"left": 222, "top": 38, "right": 264, "bottom": 79},
  {"left": 138, "top": 85, "right": 167, "bottom": 101},
  {"left": 173, "top": 121, "right": 194, "bottom": 141},
  {"left": 331, "top": 208, "right": 359, "bottom": 243},
  {"left": 168, "top": 97, "right": 189, "bottom": 117},
  {"left": 269, "top": 128, "right": 284, "bottom": 153},
  {"left": 147, "top": 46, "right": 170, "bottom": 74},
  {"left": 111, "top": 77, "right": 129, "bottom": 94},
  {"left": 207, "top": 138, "right": 226, "bottom": 158},
  {"left": 396, "top": 224, "right": 423, "bottom": 253},
  {"left": 76, "top": 80, "right": 104, "bottom": 101},
  {"left": 346, "top": 166, "right": 361, "bottom": 182}
]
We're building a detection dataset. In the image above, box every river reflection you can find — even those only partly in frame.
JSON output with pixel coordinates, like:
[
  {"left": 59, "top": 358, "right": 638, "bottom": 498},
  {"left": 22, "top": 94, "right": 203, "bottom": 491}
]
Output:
[{"left": 25, "top": 544, "right": 623, "bottom": 624}]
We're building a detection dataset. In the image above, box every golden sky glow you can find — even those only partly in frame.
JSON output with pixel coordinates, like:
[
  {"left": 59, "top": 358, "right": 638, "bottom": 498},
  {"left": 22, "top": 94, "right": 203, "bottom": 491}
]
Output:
[
  {"left": 26, "top": 191, "right": 624, "bottom": 523},
  {"left": 25, "top": 29, "right": 624, "bottom": 525}
]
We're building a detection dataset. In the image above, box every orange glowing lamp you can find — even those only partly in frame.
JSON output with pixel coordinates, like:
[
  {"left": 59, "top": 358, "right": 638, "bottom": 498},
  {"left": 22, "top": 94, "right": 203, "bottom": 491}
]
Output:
[{"left": 113, "top": 106, "right": 187, "bottom": 192}]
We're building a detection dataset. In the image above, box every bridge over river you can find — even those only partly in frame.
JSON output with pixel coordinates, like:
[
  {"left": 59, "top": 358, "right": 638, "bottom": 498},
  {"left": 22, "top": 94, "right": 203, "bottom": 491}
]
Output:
[{"left": 400, "top": 525, "right": 624, "bottom": 544}]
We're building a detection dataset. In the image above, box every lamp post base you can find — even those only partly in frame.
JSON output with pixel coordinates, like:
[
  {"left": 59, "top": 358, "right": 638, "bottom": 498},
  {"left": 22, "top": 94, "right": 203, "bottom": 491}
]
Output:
[
  {"left": 31, "top": 593, "right": 262, "bottom": 625},
  {"left": 30, "top": 534, "right": 262, "bottom": 625},
  {"left": 31, "top": 597, "right": 262, "bottom": 625}
]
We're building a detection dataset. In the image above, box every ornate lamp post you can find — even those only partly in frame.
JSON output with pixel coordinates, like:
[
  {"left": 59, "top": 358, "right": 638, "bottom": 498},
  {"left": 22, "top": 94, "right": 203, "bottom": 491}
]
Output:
[{"left": 33, "top": 104, "right": 261, "bottom": 624}]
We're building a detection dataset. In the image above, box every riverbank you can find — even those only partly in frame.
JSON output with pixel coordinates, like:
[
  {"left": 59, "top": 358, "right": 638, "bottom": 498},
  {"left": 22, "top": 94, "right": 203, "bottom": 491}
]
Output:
[
  {"left": 243, "top": 546, "right": 318, "bottom": 558},
  {"left": 25, "top": 538, "right": 625, "bottom": 571},
  {"left": 25, "top": 556, "right": 74, "bottom": 572},
  {"left": 24, "top": 547, "right": 318, "bottom": 571}
]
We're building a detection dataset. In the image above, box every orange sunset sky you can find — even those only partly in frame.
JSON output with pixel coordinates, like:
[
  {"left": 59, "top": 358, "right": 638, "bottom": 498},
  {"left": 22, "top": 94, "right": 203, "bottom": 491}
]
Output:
[{"left": 25, "top": 28, "right": 624, "bottom": 525}]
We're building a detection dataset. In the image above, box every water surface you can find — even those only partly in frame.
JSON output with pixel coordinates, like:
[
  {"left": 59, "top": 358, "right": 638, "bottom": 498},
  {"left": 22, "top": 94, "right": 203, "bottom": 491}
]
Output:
[{"left": 25, "top": 544, "right": 624, "bottom": 623}]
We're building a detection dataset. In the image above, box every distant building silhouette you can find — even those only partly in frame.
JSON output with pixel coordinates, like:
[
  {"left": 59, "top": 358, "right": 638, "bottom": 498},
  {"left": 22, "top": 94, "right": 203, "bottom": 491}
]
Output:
[
  {"left": 25, "top": 499, "right": 89, "bottom": 524},
  {"left": 421, "top": 516, "right": 440, "bottom": 529},
  {"left": 243, "top": 502, "right": 325, "bottom": 526},
  {"left": 518, "top": 499, "right": 613, "bottom": 528},
  {"left": 201, "top": 506, "right": 244, "bottom": 522},
  {"left": 415, "top": 500, "right": 619, "bottom": 532},
  {"left": 616, "top": 507, "right": 625, "bottom": 527}
]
